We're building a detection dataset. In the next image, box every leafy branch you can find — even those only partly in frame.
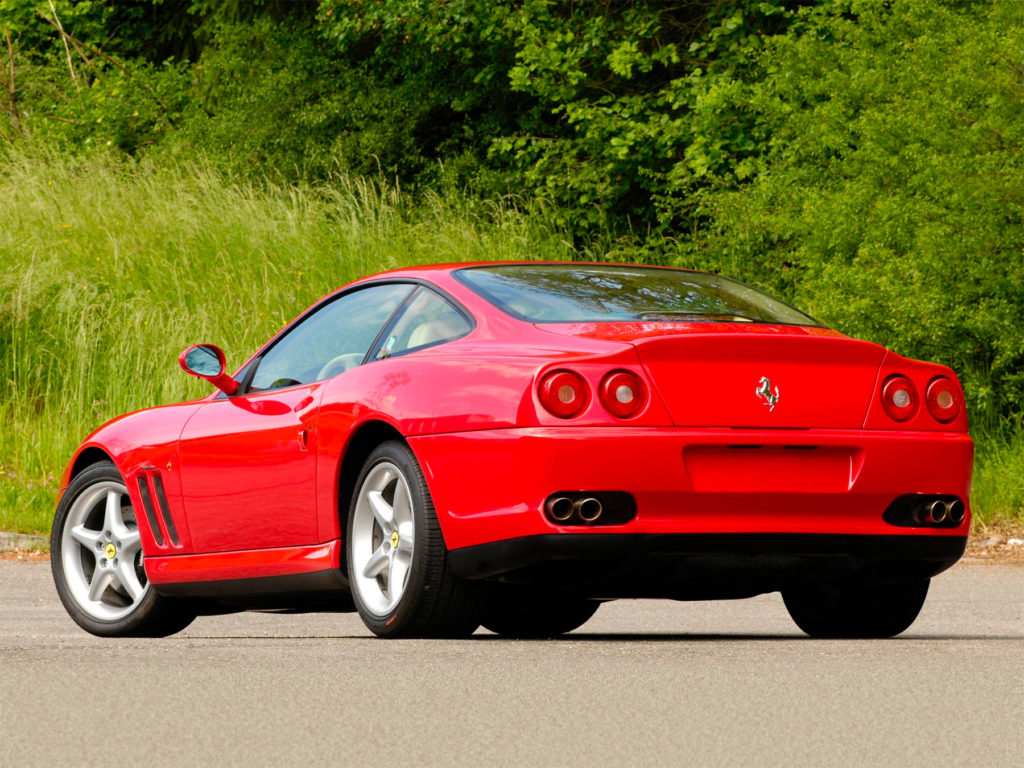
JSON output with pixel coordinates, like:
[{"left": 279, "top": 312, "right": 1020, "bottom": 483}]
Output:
[{"left": 36, "top": 10, "right": 177, "bottom": 129}]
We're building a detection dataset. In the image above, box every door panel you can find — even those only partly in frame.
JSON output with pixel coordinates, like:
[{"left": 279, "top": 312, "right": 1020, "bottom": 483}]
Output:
[
  {"left": 176, "top": 282, "right": 416, "bottom": 554},
  {"left": 179, "top": 384, "right": 322, "bottom": 553}
]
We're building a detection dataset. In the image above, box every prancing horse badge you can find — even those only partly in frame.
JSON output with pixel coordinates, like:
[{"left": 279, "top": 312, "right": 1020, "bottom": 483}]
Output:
[{"left": 756, "top": 376, "right": 780, "bottom": 412}]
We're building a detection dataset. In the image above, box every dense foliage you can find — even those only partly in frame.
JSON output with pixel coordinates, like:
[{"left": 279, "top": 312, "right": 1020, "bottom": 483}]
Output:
[{"left": 691, "top": 0, "right": 1024, "bottom": 426}]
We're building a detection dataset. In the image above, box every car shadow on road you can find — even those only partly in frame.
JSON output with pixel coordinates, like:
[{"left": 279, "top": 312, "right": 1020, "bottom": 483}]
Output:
[
  {"left": 473, "top": 633, "right": 1024, "bottom": 642},
  {"left": 177, "top": 632, "right": 1024, "bottom": 642}
]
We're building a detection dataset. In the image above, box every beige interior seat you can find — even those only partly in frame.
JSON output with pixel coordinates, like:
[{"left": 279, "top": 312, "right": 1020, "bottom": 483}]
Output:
[{"left": 407, "top": 320, "right": 462, "bottom": 349}]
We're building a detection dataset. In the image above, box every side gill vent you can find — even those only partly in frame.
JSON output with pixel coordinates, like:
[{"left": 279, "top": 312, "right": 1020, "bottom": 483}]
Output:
[
  {"left": 150, "top": 473, "right": 180, "bottom": 546},
  {"left": 136, "top": 475, "right": 164, "bottom": 546}
]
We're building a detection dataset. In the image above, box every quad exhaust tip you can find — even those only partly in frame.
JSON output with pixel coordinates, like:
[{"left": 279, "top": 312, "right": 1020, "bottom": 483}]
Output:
[
  {"left": 546, "top": 496, "right": 575, "bottom": 522},
  {"left": 925, "top": 499, "right": 948, "bottom": 525},
  {"left": 884, "top": 494, "right": 967, "bottom": 529},
  {"left": 576, "top": 497, "right": 603, "bottom": 523},
  {"left": 543, "top": 492, "right": 636, "bottom": 527},
  {"left": 947, "top": 499, "right": 966, "bottom": 525}
]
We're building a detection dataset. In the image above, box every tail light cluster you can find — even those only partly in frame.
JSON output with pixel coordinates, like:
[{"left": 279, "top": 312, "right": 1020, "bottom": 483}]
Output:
[
  {"left": 881, "top": 374, "right": 961, "bottom": 424},
  {"left": 538, "top": 370, "right": 589, "bottom": 418},
  {"left": 925, "top": 378, "right": 961, "bottom": 423},
  {"left": 538, "top": 368, "right": 648, "bottom": 420}
]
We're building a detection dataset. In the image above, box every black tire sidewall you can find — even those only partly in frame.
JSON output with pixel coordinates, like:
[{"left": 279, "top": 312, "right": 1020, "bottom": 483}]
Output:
[
  {"left": 783, "top": 579, "right": 930, "bottom": 638},
  {"left": 482, "top": 590, "right": 600, "bottom": 638}
]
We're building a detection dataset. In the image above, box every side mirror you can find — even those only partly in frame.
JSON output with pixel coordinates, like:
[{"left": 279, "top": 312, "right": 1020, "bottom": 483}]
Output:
[{"left": 178, "top": 344, "right": 239, "bottom": 395}]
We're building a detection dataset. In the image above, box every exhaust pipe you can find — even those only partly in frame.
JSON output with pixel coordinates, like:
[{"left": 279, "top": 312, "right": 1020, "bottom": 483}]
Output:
[
  {"left": 947, "top": 499, "right": 966, "bottom": 525},
  {"left": 576, "top": 497, "right": 603, "bottom": 523},
  {"left": 546, "top": 496, "right": 575, "bottom": 522},
  {"left": 922, "top": 499, "right": 948, "bottom": 525}
]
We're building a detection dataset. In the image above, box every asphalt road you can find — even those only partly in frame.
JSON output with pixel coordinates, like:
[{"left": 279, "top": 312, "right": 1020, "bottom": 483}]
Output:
[{"left": 1, "top": 560, "right": 1021, "bottom": 768}]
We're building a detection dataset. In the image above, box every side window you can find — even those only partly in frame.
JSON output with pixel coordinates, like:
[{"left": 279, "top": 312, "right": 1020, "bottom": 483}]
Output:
[
  {"left": 376, "top": 288, "right": 472, "bottom": 360},
  {"left": 249, "top": 283, "right": 413, "bottom": 392}
]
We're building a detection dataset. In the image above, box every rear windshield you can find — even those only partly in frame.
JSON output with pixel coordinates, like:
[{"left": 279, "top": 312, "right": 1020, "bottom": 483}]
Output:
[{"left": 455, "top": 264, "right": 822, "bottom": 327}]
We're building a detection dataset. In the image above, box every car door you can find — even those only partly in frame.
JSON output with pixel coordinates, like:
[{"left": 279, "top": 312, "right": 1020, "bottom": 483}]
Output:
[{"left": 179, "top": 282, "right": 415, "bottom": 553}]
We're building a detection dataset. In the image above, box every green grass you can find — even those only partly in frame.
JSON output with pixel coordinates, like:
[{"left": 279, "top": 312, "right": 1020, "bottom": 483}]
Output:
[
  {"left": 970, "top": 423, "right": 1024, "bottom": 530},
  {"left": 1, "top": 152, "right": 1021, "bottom": 537},
  {"left": 0, "top": 152, "right": 574, "bottom": 534}
]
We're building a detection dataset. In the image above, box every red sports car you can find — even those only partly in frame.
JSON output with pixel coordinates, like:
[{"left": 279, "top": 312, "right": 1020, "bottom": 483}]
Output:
[{"left": 51, "top": 263, "right": 972, "bottom": 639}]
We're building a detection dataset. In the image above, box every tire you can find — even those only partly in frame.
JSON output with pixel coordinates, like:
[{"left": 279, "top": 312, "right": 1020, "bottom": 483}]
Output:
[
  {"left": 346, "top": 441, "right": 481, "bottom": 638},
  {"left": 782, "top": 579, "right": 930, "bottom": 638},
  {"left": 51, "top": 461, "right": 196, "bottom": 638},
  {"left": 482, "top": 589, "right": 600, "bottom": 638}
]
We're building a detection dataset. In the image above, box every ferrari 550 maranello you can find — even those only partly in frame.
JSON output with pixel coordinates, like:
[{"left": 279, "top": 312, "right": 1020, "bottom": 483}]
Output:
[{"left": 51, "top": 263, "right": 973, "bottom": 639}]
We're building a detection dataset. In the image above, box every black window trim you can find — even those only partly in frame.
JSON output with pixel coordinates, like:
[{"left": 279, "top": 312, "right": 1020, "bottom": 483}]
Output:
[
  {"left": 233, "top": 280, "right": 415, "bottom": 396},
  {"left": 365, "top": 285, "right": 476, "bottom": 363},
  {"left": 219, "top": 278, "right": 475, "bottom": 398}
]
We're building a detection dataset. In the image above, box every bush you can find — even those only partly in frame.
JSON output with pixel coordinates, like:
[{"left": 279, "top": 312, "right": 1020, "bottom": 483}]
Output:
[{"left": 684, "top": 0, "right": 1024, "bottom": 425}]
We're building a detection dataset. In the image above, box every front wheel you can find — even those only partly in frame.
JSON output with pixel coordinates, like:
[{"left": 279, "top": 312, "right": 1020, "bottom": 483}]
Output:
[
  {"left": 782, "top": 579, "right": 929, "bottom": 638},
  {"left": 346, "top": 441, "right": 481, "bottom": 638},
  {"left": 51, "top": 461, "right": 196, "bottom": 637}
]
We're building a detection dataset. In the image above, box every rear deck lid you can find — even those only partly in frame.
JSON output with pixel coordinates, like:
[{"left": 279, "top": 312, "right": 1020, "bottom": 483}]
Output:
[
  {"left": 537, "top": 322, "right": 886, "bottom": 429},
  {"left": 633, "top": 330, "right": 885, "bottom": 428}
]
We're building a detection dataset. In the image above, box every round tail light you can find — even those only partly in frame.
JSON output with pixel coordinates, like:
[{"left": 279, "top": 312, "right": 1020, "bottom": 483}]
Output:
[
  {"left": 538, "top": 370, "right": 589, "bottom": 418},
  {"left": 926, "top": 377, "right": 961, "bottom": 423},
  {"left": 881, "top": 375, "right": 918, "bottom": 422},
  {"left": 599, "top": 370, "right": 647, "bottom": 419}
]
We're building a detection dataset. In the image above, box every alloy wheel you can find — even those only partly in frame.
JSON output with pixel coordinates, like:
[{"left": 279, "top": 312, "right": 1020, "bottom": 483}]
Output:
[
  {"left": 60, "top": 480, "right": 149, "bottom": 621},
  {"left": 349, "top": 461, "right": 416, "bottom": 616}
]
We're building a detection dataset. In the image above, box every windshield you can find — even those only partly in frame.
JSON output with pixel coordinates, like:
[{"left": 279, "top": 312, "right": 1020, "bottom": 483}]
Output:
[{"left": 455, "top": 264, "right": 822, "bottom": 327}]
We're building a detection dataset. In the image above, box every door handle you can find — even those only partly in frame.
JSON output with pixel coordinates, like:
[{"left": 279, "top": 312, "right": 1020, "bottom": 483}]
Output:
[{"left": 298, "top": 428, "right": 310, "bottom": 450}]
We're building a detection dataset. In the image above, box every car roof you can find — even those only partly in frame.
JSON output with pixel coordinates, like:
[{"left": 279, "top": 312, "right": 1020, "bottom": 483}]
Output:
[{"left": 353, "top": 261, "right": 702, "bottom": 281}]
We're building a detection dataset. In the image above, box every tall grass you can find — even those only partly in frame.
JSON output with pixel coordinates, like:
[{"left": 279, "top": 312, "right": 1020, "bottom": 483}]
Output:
[
  {"left": 970, "top": 421, "right": 1024, "bottom": 530},
  {"left": 0, "top": 152, "right": 574, "bottom": 533},
  {"left": 1, "top": 153, "right": 1021, "bottom": 536}
]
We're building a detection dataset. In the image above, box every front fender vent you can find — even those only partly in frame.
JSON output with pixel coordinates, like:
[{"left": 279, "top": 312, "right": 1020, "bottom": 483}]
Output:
[{"left": 136, "top": 471, "right": 181, "bottom": 546}]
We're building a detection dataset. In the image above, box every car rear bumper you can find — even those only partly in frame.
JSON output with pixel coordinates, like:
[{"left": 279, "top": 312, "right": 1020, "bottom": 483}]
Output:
[
  {"left": 409, "top": 426, "right": 973, "bottom": 553},
  {"left": 446, "top": 532, "right": 967, "bottom": 598}
]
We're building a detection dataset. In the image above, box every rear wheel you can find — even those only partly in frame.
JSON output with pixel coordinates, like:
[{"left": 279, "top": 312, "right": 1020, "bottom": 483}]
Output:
[
  {"left": 482, "top": 590, "right": 600, "bottom": 638},
  {"left": 51, "top": 461, "right": 196, "bottom": 637},
  {"left": 782, "top": 579, "right": 929, "bottom": 638},
  {"left": 346, "top": 441, "right": 481, "bottom": 638}
]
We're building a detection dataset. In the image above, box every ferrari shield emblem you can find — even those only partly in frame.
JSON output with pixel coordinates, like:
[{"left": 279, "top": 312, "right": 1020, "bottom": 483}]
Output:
[{"left": 755, "top": 377, "right": 780, "bottom": 412}]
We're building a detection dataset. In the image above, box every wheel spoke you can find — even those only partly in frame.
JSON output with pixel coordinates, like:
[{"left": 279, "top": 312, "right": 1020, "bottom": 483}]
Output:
[
  {"left": 119, "top": 528, "right": 141, "bottom": 556},
  {"left": 373, "top": 466, "right": 395, "bottom": 492},
  {"left": 367, "top": 490, "right": 395, "bottom": 531},
  {"left": 362, "top": 543, "right": 391, "bottom": 579},
  {"left": 87, "top": 569, "right": 114, "bottom": 603},
  {"left": 392, "top": 485, "right": 412, "bottom": 528},
  {"left": 389, "top": 550, "right": 411, "bottom": 597},
  {"left": 70, "top": 524, "right": 103, "bottom": 552},
  {"left": 396, "top": 525, "right": 414, "bottom": 554},
  {"left": 102, "top": 489, "right": 127, "bottom": 538},
  {"left": 115, "top": 560, "right": 144, "bottom": 602}
]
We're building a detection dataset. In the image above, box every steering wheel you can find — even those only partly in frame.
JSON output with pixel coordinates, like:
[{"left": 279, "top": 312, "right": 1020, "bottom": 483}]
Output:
[{"left": 318, "top": 353, "right": 363, "bottom": 380}]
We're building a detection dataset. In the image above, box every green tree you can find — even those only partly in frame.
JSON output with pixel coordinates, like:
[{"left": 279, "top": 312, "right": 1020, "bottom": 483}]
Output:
[{"left": 689, "top": 0, "right": 1024, "bottom": 423}]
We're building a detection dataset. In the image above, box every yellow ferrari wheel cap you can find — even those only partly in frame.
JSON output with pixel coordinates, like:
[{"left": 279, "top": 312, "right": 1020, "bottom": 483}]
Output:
[
  {"left": 104, "top": 543, "right": 117, "bottom": 559},
  {"left": 390, "top": 531, "right": 399, "bottom": 549}
]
